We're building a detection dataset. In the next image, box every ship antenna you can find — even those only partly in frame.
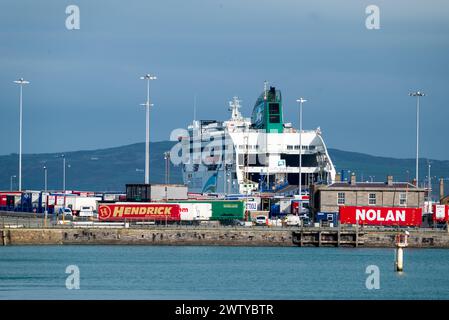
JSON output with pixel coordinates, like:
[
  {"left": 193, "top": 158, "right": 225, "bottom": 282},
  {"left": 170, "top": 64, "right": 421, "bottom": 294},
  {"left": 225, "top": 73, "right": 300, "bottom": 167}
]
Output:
[
  {"left": 263, "top": 80, "right": 268, "bottom": 100},
  {"left": 229, "top": 96, "right": 242, "bottom": 120}
]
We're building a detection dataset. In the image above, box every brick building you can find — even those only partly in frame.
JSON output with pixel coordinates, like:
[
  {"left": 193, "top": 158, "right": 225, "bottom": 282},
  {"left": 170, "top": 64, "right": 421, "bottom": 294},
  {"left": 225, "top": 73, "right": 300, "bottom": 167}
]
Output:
[{"left": 310, "top": 174, "right": 426, "bottom": 214}]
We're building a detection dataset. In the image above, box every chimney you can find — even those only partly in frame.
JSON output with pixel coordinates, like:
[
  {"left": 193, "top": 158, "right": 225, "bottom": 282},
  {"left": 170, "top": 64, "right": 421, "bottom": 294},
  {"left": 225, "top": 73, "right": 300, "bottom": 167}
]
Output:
[
  {"left": 350, "top": 173, "right": 356, "bottom": 185},
  {"left": 335, "top": 173, "right": 341, "bottom": 182},
  {"left": 387, "top": 175, "right": 393, "bottom": 186},
  {"left": 440, "top": 178, "right": 445, "bottom": 201}
]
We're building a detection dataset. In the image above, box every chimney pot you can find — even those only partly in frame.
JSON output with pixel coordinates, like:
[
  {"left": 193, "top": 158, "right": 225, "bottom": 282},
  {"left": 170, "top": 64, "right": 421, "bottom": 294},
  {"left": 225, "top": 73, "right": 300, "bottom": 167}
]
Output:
[
  {"left": 350, "top": 173, "right": 356, "bottom": 185},
  {"left": 387, "top": 175, "right": 393, "bottom": 186},
  {"left": 335, "top": 173, "right": 341, "bottom": 182}
]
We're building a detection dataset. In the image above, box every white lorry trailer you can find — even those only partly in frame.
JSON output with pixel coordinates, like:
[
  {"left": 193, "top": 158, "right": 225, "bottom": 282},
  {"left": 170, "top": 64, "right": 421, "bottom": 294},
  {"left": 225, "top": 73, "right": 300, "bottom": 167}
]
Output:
[{"left": 65, "top": 196, "right": 102, "bottom": 216}]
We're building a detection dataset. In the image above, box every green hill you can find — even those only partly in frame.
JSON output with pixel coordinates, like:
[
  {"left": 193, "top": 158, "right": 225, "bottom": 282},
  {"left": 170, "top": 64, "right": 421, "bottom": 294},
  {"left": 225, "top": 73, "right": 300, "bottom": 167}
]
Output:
[{"left": 1, "top": 142, "right": 448, "bottom": 197}]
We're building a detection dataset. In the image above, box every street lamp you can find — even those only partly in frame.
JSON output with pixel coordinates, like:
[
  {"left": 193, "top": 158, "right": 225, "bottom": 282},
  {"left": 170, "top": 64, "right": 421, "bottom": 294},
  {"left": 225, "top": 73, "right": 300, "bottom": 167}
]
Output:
[
  {"left": 296, "top": 98, "right": 307, "bottom": 198},
  {"left": 10, "top": 175, "right": 16, "bottom": 191},
  {"left": 140, "top": 73, "right": 157, "bottom": 185},
  {"left": 427, "top": 161, "right": 432, "bottom": 200},
  {"left": 164, "top": 151, "right": 170, "bottom": 185},
  {"left": 61, "top": 154, "right": 66, "bottom": 192},
  {"left": 13, "top": 78, "right": 30, "bottom": 191},
  {"left": 43, "top": 166, "right": 48, "bottom": 192},
  {"left": 409, "top": 91, "right": 425, "bottom": 186}
]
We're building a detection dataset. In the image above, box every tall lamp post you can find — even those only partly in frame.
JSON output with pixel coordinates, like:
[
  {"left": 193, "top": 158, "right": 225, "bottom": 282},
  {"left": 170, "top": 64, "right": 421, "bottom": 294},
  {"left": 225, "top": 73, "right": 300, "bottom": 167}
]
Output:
[
  {"left": 164, "top": 151, "right": 171, "bottom": 185},
  {"left": 140, "top": 74, "right": 157, "bottom": 185},
  {"left": 296, "top": 98, "right": 307, "bottom": 198},
  {"left": 427, "top": 161, "right": 432, "bottom": 201},
  {"left": 10, "top": 175, "right": 16, "bottom": 191},
  {"left": 61, "top": 154, "right": 66, "bottom": 192},
  {"left": 409, "top": 91, "right": 425, "bottom": 186},
  {"left": 13, "top": 78, "right": 30, "bottom": 191},
  {"left": 43, "top": 166, "right": 48, "bottom": 192}
]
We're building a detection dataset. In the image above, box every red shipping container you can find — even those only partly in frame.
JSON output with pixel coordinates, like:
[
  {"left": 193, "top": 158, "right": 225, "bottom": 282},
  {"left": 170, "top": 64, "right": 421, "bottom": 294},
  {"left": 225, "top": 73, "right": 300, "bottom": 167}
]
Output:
[
  {"left": 98, "top": 203, "right": 181, "bottom": 221},
  {"left": 432, "top": 204, "right": 449, "bottom": 222},
  {"left": 0, "top": 192, "right": 22, "bottom": 207},
  {"left": 339, "top": 206, "right": 422, "bottom": 226}
]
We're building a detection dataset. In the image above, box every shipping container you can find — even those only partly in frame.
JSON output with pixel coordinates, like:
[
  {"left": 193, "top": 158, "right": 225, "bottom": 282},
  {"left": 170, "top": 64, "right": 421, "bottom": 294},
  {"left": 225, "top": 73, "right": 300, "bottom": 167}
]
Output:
[
  {"left": 169, "top": 200, "right": 245, "bottom": 221},
  {"left": 102, "top": 193, "right": 125, "bottom": 202},
  {"left": 339, "top": 206, "right": 422, "bottom": 227},
  {"left": 270, "top": 204, "right": 281, "bottom": 218},
  {"left": 21, "top": 191, "right": 43, "bottom": 213},
  {"left": 126, "top": 184, "right": 188, "bottom": 202},
  {"left": 0, "top": 192, "right": 22, "bottom": 208},
  {"left": 97, "top": 202, "right": 181, "bottom": 221}
]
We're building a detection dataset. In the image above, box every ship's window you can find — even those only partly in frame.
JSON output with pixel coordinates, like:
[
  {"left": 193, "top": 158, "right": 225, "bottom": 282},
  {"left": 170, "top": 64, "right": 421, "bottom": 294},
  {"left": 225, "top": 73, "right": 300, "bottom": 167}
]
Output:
[
  {"left": 269, "top": 103, "right": 280, "bottom": 114},
  {"left": 269, "top": 115, "right": 280, "bottom": 123},
  {"left": 294, "top": 145, "right": 300, "bottom": 150},
  {"left": 280, "top": 154, "right": 318, "bottom": 167},
  {"left": 287, "top": 145, "right": 293, "bottom": 150}
]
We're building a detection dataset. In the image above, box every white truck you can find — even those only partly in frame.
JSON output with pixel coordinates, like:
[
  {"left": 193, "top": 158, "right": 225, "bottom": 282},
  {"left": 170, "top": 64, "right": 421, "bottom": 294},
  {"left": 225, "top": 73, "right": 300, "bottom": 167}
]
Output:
[{"left": 65, "top": 196, "right": 102, "bottom": 216}]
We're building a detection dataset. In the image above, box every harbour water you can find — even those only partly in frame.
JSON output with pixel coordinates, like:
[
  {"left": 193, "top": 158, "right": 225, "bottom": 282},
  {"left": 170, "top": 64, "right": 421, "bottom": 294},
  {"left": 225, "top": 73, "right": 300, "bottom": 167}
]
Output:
[{"left": 1, "top": 246, "right": 448, "bottom": 300}]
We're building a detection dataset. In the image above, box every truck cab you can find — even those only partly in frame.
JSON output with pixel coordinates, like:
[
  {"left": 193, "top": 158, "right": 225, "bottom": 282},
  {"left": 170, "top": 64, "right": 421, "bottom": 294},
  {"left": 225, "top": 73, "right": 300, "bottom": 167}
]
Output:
[{"left": 58, "top": 207, "right": 73, "bottom": 216}]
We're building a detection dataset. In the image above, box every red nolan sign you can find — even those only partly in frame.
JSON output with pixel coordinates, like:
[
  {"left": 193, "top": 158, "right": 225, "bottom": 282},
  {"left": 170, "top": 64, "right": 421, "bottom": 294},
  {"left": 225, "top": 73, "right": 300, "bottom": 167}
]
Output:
[
  {"left": 98, "top": 203, "right": 181, "bottom": 221},
  {"left": 339, "top": 206, "right": 422, "bottom": 226}
]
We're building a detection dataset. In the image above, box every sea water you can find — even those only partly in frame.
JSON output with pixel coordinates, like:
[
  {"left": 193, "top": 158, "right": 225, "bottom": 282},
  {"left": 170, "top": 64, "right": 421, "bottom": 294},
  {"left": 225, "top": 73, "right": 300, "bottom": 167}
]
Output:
[{"left": 0, "top": 246, "right": 448, "bottom": 299}]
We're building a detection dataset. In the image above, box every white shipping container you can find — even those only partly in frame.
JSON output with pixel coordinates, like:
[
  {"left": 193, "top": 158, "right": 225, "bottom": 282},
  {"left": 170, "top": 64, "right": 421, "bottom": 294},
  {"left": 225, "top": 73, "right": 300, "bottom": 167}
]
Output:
[
  {"left": 103, "top": 194, "right": 117, "bottom": 201},
  {"left": 179, "top": 203, "right": 212, "bottom": 221}
]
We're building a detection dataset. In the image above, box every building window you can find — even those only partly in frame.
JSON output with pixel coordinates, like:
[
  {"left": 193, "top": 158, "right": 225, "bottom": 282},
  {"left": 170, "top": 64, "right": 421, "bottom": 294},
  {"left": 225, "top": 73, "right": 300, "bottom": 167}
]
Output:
[
  {"left": 399, "top": 193, "right": 407, "bottom": 205},
  {"left": 368, "top": 193, "right": 376, "bottom": 205},
  {"left": 337, "top": 192, "right": 345, "bottom": 205}
]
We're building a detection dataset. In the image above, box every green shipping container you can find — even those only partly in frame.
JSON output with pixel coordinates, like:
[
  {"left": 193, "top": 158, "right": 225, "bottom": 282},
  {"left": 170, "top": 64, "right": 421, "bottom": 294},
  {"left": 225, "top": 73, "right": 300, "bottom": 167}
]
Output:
[{"left": 169, "top": 200, "right": 245, "bottom": 220}]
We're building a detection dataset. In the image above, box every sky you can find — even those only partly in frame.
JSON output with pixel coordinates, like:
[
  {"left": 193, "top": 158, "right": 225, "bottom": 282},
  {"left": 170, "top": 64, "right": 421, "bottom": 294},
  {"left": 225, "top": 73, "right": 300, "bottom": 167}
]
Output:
[{"left": 0, "top": 0, "right": 448, "bottom": 159}]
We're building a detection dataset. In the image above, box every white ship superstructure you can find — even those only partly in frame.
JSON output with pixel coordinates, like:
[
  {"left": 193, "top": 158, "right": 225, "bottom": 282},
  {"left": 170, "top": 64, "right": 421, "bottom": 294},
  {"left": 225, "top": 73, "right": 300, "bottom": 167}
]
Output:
[{"left": 180, "top": 85, "right": 336, "bottom": 195}]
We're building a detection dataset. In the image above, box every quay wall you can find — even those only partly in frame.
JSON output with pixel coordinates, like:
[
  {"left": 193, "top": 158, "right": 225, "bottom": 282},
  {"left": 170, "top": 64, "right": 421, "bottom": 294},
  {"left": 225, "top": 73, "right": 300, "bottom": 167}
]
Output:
[
  {"left": 2, "top": 227, "right": 449, "bottom": 248},
  {"left": 1, "top": 228, "right": 293, "bottom": 247}
]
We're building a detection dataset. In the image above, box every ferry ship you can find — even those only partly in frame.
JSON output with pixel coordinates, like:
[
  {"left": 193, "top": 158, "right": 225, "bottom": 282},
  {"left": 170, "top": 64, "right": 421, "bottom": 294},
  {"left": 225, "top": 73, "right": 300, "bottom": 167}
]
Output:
[{"left": 180, "top": 84, "right": 336, "bottom": 195}]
